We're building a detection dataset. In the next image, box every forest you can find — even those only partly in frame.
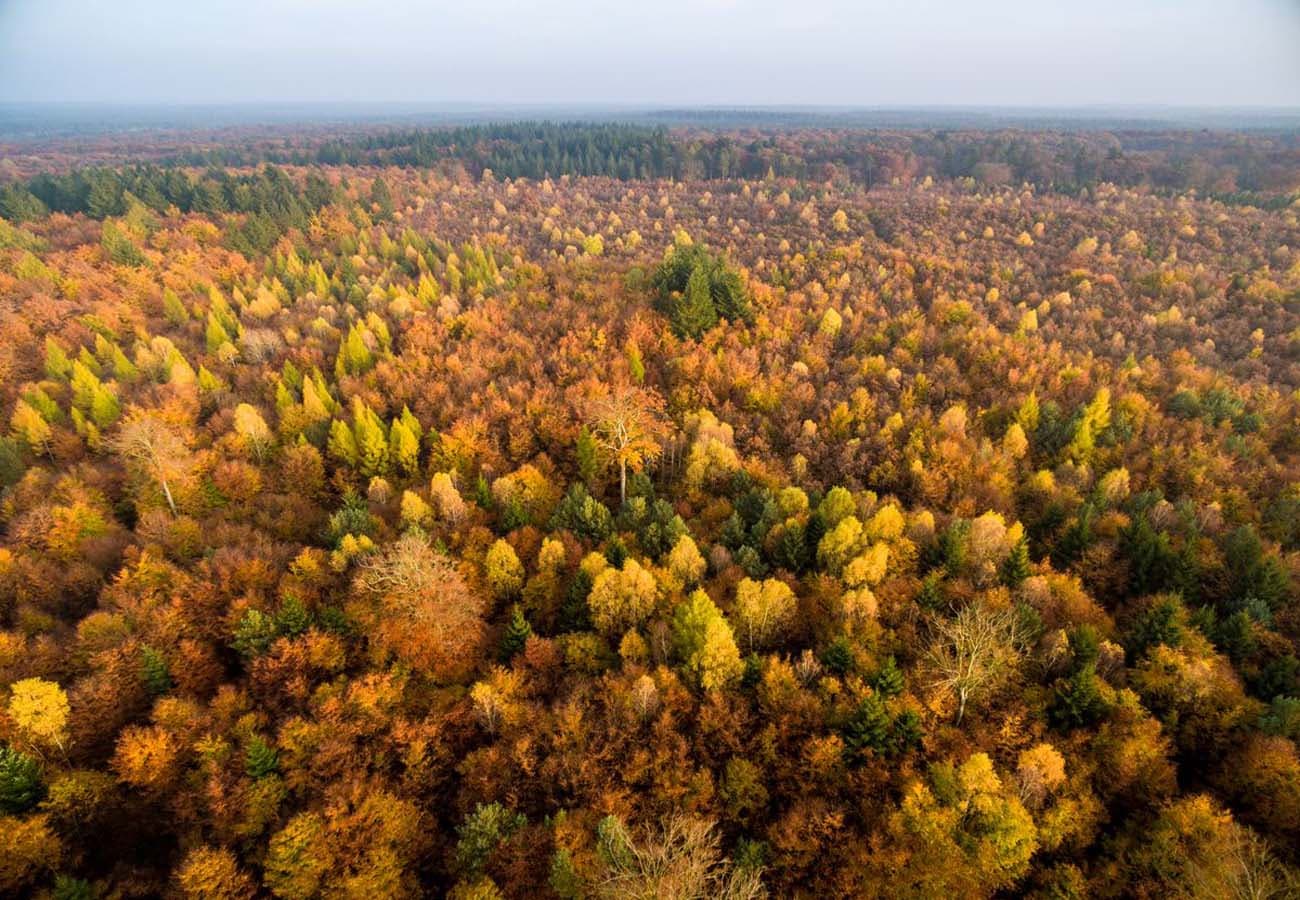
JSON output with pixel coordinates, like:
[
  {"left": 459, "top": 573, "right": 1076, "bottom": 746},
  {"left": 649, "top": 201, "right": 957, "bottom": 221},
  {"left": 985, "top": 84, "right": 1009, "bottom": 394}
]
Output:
[{"left": 0, "top": 119, "right": 1299, "bottom": 898}]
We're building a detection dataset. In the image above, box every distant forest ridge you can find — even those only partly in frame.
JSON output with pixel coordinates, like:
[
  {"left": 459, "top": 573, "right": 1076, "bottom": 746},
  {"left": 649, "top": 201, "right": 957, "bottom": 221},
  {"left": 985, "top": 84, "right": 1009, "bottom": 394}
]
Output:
[
  {"left": 2, "top": 122, "right": 1298, "bottom": 224},
  {"left": 3, "top": 102, "right": 1300, "bottom": 138}
]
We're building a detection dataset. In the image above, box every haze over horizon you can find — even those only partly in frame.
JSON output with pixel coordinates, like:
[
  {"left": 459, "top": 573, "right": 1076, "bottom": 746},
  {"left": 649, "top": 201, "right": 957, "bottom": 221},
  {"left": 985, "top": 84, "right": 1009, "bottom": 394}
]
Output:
[{"left": 1, "top": 0, "right": 1298, "bottom": 109}]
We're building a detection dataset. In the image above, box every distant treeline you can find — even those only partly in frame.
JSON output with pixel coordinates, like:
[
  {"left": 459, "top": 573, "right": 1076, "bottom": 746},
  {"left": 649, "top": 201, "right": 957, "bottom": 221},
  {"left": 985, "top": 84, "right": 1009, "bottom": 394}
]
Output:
[
  {"left": 169, "top": 123, "right": 697, "bottom": 180},
  {"left": 167, "top": 122, "right": 1300, "bottom": 196},
  {"left": 2, "top": 124, "right": 1296, "bottom": 224},
  {"left": 0, "top": 165, "right": 336, "bottom": 254}
]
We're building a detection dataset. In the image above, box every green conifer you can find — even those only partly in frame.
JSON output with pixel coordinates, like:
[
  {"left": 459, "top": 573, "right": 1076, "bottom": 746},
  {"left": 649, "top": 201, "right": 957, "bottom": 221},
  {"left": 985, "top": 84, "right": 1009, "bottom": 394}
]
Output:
[
  {"left": 671, "top": 263, "right": 718, "bottom": 339},
  {"left": 499, "top": 605, "right": 533, "bottom": 662}
]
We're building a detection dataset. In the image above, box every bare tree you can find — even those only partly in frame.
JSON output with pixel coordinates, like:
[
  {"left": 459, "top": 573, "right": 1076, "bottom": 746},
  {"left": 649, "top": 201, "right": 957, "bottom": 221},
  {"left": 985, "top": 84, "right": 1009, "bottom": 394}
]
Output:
[
  {"left": 588, "top": 383, "right": 668, "bottom": 505},
  {"left": 352, "top": 532, "right": 487, "bottom": 680},
  {"left": 1187, "top": 823, "right": 1297, "bottom": 900},
  {"left": 597, "top": 814, "right": 765, "bottom": 900},
  {"left": 925, "top": 601, "right": 1024, "bottom": 725},
  {"left": 110, "top": 409, "right": 189, "bottom": 516}
]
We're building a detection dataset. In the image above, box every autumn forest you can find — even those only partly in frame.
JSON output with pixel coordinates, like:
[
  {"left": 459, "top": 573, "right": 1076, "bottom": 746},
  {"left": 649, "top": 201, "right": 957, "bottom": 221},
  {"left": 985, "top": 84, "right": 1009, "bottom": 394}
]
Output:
[{"left": 1, "top": 119, "right": 1299, "bottom": 898}]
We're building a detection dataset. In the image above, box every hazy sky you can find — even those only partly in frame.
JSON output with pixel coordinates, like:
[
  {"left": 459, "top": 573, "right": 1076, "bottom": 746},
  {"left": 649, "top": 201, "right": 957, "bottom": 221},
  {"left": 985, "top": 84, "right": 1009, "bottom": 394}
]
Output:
[{"left": 1, "top": 0, "right": 1297, "bottom": 107}]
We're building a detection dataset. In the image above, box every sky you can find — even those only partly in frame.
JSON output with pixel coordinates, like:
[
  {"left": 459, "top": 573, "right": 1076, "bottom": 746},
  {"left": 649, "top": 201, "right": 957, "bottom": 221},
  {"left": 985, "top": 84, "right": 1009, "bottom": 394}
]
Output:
[{"left": 0, "top": 0, "right": 1297, "bottom": 108}]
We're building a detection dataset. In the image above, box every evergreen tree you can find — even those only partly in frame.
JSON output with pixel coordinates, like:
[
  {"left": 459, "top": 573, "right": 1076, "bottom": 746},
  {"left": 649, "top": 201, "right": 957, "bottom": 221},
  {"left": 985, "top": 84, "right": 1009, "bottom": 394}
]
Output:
[
  {"left": 89, "top": 384, "right": 121, "bottom": 429},
  {"left": 1214, "top": 609, "right": 1257, "bottom": 663},
  {"left": 1001, "top": 538, "right": 1031, "bottom": 587},
  {"left": 276, "top": 596, "right": 312, "bottom": 638},
  {"left": 206, "top": 312, "right": 232, "bottom": 352},
  {"left": 44, "top": 337, "right": 72, "bottom": 380},
  {"left": 0, "top": 184, "right": 47, "bottom": 221},
  {"left": 499, "top": 604, "right": 533, "bottom": 661},
  {"left": 671, "top": 263, "right": 719, "bottom": 339},
  {"left": 140, "top": 645, "right": 172, "bottom": 695},
  {"left": 550, "top": 483, "right": 613, "bottom": 540},
  {"left": 888, "top": 709, "right": 925, "bottom": 756},
  {"left": 559, "top": 569, "right": 594, "bottom": 633},
  {"left": 455, "top": 803, "right": 526, "bottom": 878},
  {"left": 352, "top": 401, "right": 389, "bottom": 478},
  {"left": 162, "top": 287, "right": 189, "bottom": 324},
  {"left": 0, "top": 746, "right": 43, "bottom": 813},
  {"left": 1049, "top": 663, "right": 1107, "bottom": 730},
  {"left": 87, "top": 174, "right": 124, "bottom": 218},
  {"left": 389, "top": 417, "right": 421, "bottom": 476},
  {"left": 327, "top": 418, "right": 359, "bottom": 468},
  {"left": 771, "top": 520, "right": 811, "bottom": 574},
  {"left": 872, "top": 655, "right": 905, "bottom": 698},
  {"left": 1124, "top": 594, "right": 1185, "bottom": 661},
  {"left": 101, "top": 221, "right": 145, "bottom": 266},
  {"left": 245, "top": 737, "right": 279, "bottom": 779},
  {"left": 232, "top": 609, "right": 277, "bottom": 658},
  {"left": 549, "top": 849, "right": 583, "bottom": 900},
  {"left": 576, "top": 426, "right": 600, "bottom": 486},
  {"left": 843, "top": 693, "right": 891, "bottom": 762},
  {"left": 399, "top": 405, "right": 423, "bottom": 445},
  {"left": 370, "top": 176, "right": 395, "bottom": 219},
  {"left": 916, "top": 572, "right": 945, "bottom": 612},
  {"left": 336, "top": 323, "right": 375, "bottom": 378},
  {"left": 820, "top": 635, "right": 855, "bottom": 675}
]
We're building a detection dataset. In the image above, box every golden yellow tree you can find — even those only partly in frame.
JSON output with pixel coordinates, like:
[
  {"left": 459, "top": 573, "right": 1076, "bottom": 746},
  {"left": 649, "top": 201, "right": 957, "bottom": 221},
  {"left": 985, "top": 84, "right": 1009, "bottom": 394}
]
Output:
[{"left": 7, "top": 678, "right": 69, "bottom": 756}]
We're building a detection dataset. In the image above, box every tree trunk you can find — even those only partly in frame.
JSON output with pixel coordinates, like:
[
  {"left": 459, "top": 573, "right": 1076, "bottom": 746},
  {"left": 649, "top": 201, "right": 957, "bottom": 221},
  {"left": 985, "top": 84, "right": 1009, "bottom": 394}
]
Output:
[
  {"left": 160, "top": 476, "right": 178, "bottom": 516},
  {"left": 619, "top": 459, "right": 627, "bottom": 506}
]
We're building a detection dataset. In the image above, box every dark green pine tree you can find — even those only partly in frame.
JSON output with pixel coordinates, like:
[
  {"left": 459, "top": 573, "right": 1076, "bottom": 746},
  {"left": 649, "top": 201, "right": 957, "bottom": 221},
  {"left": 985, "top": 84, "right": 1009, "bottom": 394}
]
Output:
[
  {"left": 916, "top": 572, "right": 945, "bottom": 612},
  {"left": 0, "top": 184, "right": 47, "bottom": 222},
  {"left": 1124, "top": 594, "right": 1185, "bottom": 661},
  {"left": 50, "top": 875, "right": 94, "bottom": 900},
  {"left": 711, "top": 265, "right": 752, "bottom": 323},
  {"left": 474, "top": 473, "right": 494, "bottom": 510},
  {"left": 1214, "top": 609, "right": 1257, "bottom": 664},
  {"left": 245, "top": 737, "right": 280, "bottom": 780},
  {"left": 671, "top": 263, "right": 719, "bottom": 339},
  {"left": 888, "top": 709, "right": 924, "bottom": 756},
  {"left": 1049, "top": 663, "right": 1108, "bottom": 730},
  {"left": 772, "top": 520, "right": 810, "bottom": 574},
  {"left": 86, "top": 173, "right": 124, "bottom": 218},
  {"left": 500, "top": 604, "right": 533, "bottom": 661},
  {"left": 820, "top": 635, "right": 855, "bottom": 675},
  {"left": 0, "top": 746, "right": 44, "bottom": 813},
  {"left": 872, "top": 655, "right": 905, "bottom": 698},
  {"left": 140, "top": 645, "right": 172, "bottom": 696},
  {"left": 370, "top": 176, "right": 395, "bottom": 220},
  {"left": 1001, "top": 538, "right": 1031, "bottom": 587},
  {"left": 604, "top": 537, "right": 628, "bottom": 569},
  {"left": 558, "top": 569, "right": 594, "bottom": 633},
  {"left": 843, "top": 693, "right": 891, "bottom": 763},
  {"left": 275, "top": 595, "right": 312, "bottom": 638}
]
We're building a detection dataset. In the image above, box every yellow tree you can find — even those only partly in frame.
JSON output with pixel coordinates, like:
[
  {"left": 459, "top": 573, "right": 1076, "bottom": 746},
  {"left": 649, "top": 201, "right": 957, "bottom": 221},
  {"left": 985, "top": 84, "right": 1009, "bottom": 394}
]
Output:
[
  {"left": 485, "top": 539, "right": 525, "bottom": 601},
  {"left": 175, "top": 846, "right": 256, "bottom": 899},
  {"left": 672, "top": 590, "right": 743, "bottom": 691},
  {"left": 233, "top": 402, "right": 273, "bottom": 461},
  {"left": 9, "top": 400, "right": 52, "bottom": 457},
  {"left": 733, "top": 578, "right": 797, "bottom": 650},
  {"left": 7, "top": 678, "right": 69, "bottom": 757},
  {"left": 587, "top": 559, "right": 658, "bottom": 637}
]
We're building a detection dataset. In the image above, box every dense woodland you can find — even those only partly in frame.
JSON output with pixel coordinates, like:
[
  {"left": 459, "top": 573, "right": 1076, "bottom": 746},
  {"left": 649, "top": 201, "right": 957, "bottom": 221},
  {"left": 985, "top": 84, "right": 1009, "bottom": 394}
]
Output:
[{"left": 0, "top": 121, "right": 1299, "bottom": 898}]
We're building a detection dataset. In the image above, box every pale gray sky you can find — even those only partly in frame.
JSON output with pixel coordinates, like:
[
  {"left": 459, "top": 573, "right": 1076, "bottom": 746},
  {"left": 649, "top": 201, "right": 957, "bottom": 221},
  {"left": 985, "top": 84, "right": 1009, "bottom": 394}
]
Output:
[{"left": 1, "top": 0, "right": 1297, "bottom": 107}]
